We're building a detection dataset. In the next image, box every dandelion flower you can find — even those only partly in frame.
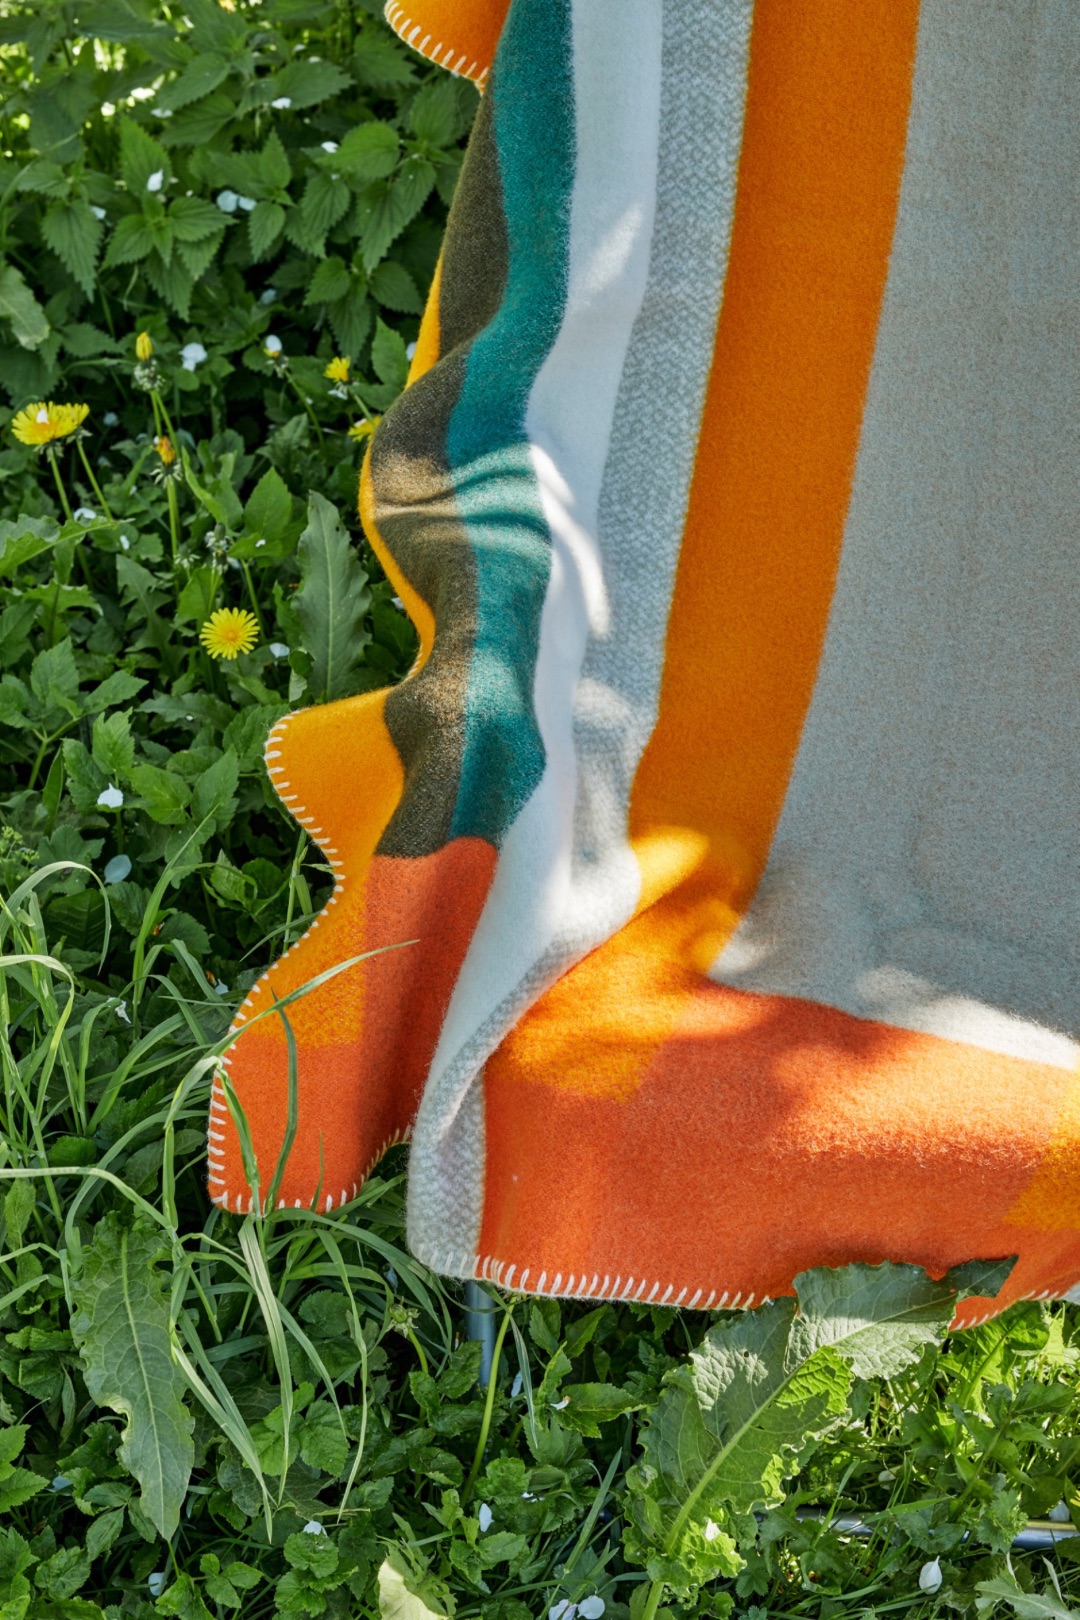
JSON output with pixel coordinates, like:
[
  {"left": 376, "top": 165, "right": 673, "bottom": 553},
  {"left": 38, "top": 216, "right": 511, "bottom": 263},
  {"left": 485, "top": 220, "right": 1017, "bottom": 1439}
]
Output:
[
  {"left": 135, "top": 331, "right": 153, "bottom": 360},
  {"left": 348, "top": 416, "right": 380, "bottom": 441},
  {"left": 324, "top": 356, "right": 350, "bottom": 383},
  {"left": 154, "top": 434, "right": 176, "bottom": 466},
  {"left": 11, "top": 401, "right": 89, "bottom": 446},
  {"left": 200, "top": 607, "right": 259, "bottom": 660}
]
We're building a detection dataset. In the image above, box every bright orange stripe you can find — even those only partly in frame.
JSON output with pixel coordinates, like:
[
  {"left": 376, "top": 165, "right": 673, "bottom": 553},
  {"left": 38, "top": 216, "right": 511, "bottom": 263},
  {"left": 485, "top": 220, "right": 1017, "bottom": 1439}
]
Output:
[
  {"left": 385, "top": 0, "right": 508, "bottom": 82},
  {"left": 629, "top": 0, "right": 922, "bottom": 918}
]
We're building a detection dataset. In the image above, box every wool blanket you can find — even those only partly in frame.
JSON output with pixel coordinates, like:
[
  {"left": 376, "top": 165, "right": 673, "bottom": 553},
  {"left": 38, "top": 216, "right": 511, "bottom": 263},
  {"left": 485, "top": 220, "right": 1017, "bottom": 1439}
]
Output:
[{"left": 209, "top": 0, "right": 1080, "bottom": 1327}]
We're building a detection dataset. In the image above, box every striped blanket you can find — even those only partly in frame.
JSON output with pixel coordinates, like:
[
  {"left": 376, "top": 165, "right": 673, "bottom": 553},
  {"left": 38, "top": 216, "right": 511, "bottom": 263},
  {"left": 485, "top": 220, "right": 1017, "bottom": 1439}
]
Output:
[{"left": 210, "top": 0, "right": 1080, "bottom": 1326}]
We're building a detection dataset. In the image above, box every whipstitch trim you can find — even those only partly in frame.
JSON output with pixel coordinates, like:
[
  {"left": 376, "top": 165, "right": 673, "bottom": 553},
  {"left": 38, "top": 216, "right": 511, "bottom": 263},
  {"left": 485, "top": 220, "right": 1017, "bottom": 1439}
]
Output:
[{"left": 384, "top": 1, "right": 491, "bottom": 87}]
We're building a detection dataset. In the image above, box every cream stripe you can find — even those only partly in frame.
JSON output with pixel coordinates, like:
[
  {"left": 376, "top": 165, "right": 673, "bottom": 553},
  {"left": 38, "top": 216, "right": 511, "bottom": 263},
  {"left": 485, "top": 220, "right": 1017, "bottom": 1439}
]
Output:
[{"left": 712, "top": 0, "right": 1080, "bottom": 1070}]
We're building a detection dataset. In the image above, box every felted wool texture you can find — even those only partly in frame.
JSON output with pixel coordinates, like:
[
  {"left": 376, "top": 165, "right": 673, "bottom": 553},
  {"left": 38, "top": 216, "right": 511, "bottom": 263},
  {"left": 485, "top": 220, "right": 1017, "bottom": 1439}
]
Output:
[
  {"left": 211, "top": 0, "right": 1080, "bottom": 1323},
  {"left": 383, "top": 0, "right": 508, "bottom": 86}
]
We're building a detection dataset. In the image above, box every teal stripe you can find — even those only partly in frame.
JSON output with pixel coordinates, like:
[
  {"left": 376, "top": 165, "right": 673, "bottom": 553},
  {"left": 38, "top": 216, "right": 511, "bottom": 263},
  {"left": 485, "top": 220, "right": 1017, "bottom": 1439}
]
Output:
[{"left": 445, "top": 0, "right": 575, "bottom": 845}]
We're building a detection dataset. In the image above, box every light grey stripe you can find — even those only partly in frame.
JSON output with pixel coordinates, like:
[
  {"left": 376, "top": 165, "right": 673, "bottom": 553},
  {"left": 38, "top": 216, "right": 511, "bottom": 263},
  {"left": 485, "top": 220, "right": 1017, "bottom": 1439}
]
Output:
[
  {"left": 713, "top": 0, "right": 1080, "bottom": 1068},
  {"left": 407, "top": 0, "right": 755, "bottom": 1270}
]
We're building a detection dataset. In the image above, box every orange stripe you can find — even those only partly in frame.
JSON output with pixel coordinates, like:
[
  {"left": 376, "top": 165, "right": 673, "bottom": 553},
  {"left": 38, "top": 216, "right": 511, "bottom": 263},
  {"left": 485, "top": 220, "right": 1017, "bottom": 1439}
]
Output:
[
  {"left": 482, "top": 981, "right": 1080, "bottom": 1322},
  {"left": 630, "top": 0, "right": 921, "bottom": 917},
  {"left": 384, "top": 0, "right": 508, "bottom": 84}
]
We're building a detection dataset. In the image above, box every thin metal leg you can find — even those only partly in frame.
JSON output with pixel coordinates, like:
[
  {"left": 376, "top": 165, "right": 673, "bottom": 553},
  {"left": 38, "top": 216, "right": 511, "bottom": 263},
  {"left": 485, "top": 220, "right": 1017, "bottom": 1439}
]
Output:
[{"left": 464, "top": 1280, "right": 497, "bottom": 1388}]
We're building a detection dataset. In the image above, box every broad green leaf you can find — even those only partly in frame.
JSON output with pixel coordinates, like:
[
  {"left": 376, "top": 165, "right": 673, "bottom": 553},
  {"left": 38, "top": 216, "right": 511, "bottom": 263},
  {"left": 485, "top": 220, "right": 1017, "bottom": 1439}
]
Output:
[
  {"left": 190, "top": 747, "right": 239, "bottom": 832},
  {"left": 371, "top": 316, "right": 408, "bottom": 389},
  {"left": 91, "top": 710, "right": 135, "bottom": 779},
  {"left": 3, "top": 1181, "right": 35, "bottom": 1248},
  {"left": 977, "top": 1567, "right": 1080, "bottom": 1620},
  {"left": 82, "top": 670, "right": 147, "bottom": 714},
  {"left": 248, "top": 200, "right": 285, "bottom": 260},
  {"left": 160, "top": 90, "right": 235, "bottom": 148},
  {"left": 370, "top": 259, "right": 421, "bottom": 314},
  {"left": 327, "top": 286, "right": 371, "bottom": 358},
  {"left": 84, "top": 1509, "right": 124, "bottom": 1561},
  {"left": 41, "top": 199, "right": 103, "bottom": 296},
  {"left": 305, "top": 254, "right": 352, "bottom": 306},
  {"left": 176, "top": 565, "right": 219, "bottom": 626},
  {"left": 266, "top": 59, "right": 351, "bottom": 111},
  {"left": 244, "top": 467, "right": 291, "bottom": 543},
  {"left": 0, "top": 1467, "right": 48, "bottom": 1513},
  {"left": 256, "top": 129, "right": 292, "bottom": 192},
  {"left": 30, "top": 639, "right": 81, "bottom": 716},
  {"left": 358, "top": 159, "right": 433, "bottom": 272},
  {"left": 0, "top": 260, "right": 50, "bottom": 349},
  {"left": 102, "top": 214, "right": 157, "bottom": 269},
  {"left": 118, "top": 119, "right": 171, "bottom": 197},
  {"left": 294, "top": 492, "right": 370, "bottom": 703},
  {"left": 69, "top": 1215, "right": 195, "bottom": 1540},
  {"left": 335, "top": 121, "right": 399, "bottom": 182},
  {"left": 156, "top": 1572, "right": 213, "bottom": 1620},
  {"left": 409, "top": 79, "right": 460, "bottom": 148},
  {"left": 787, "top": 1256, "right": 1015, "bottom": 1379},
  {"left": 154, "top": 53, "right": 231, "bottom": 113},
  {"left": 128, "top": 763, "right": 191, "bottom": 825},
  {"left": 556, "top": 1382, "right": 645, "bottom": 1438},
  {"left": 61, "top": 738, "right": 108, "bottom": 813},
  {"left": 0, "top": 514, "right": 57, "bottom": 575},
  {"left": 168, "top": 196, "right": 228, "bottom": 243},
  {"left": 300, "top": 173, "right": 351, "bottom": 240},
  {"left": 35, "top": 1545, "right": 91, "bottom": 1601}
]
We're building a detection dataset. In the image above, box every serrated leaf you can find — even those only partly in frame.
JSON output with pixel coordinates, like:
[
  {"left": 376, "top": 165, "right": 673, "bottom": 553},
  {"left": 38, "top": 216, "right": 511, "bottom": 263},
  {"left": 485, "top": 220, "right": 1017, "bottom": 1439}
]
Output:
[
  {"left": 128, "top": 763, "right": 191, "bottom": 825},
  {"left": 371, "top": 316, "right": 408, "bottom": 389},
  {"left": 36, "top": 1544, "right": 91, "bottom": 1601},
  {"left": 370, "top": 259, "right": 421, "bottom": 314},
  {"left": 85, "top": 1509, "right": 124, "bottom": 1561},
  {"left": 327, "top": 287, "right": 371, "bottom": 358},
  {"left": 102, "top": 213, "right": 156, "bottom": 269},
  {"left": 244, "top": 467, "right": 291, "bottom": 543},
  {"left": 294, "top": 492, "right": 370, "bottom": 703},
  {"left": 301, "top": 173, "right": 351, "bottom": 240},
  {"left": 377, "top": 1549, "right": 448, "bottom": 1620},
  {"left": 977, "top": 1567, "right": 1080, "bottom": 1620},
  {"left": 358, "top": 159, "right": 433, "bottom": 272},
  {"left": 82, "top": 670, "right": 147, "bottom": 714},
  {"left": 69, "top": 1215, "right": 194, "bottom": 1540},
  {"left": 118, "top": 118, "right": 170, "bottom": 197},
  {"left": 160, "top": 90, "right": 235, "bottom": 148},
  {"left": 248, "top": 200, "right": 285, "bottom": 261},
  {"left": 266, "top": 58, "right": 351, "bottom": 111},
  {"left": 557, "top": 1382, "right": 645, "bottom": 1438},
  {"left": 191, "top": 748, "right": 239, "bottom": 832},
  {"left": 157, "top": 1572, "right": 213, "bottom": 1620},
  {"left": 0, "top": 1466, "right": 48, "bottom": 1512},
  {"left": 409, "top": 79, "right": 459, "bottom": 148},
  {"left": 335, "top": 120, "right": 399, "bottom": 182},
  {"left": 0, "top": 514, "right": 57, "bottom": 574},
  {"left": 305, "top": 254, "right": 352, "bottom": 305},
  {"left": 91, "top": 710, "right": 134, "bottom": 779},
  {"left": 0, "top": 260, "right": 50, "bottom": 349},
  {"left": 168, "top": 196, "right": 227, "bottom": 243},
  {"left": 42, "top": 199, "right": 103, "bottom": 296},
  {"left": 30, "top": 638, "right": 80, "bottom": 714},
  {"left": 155, "top": 52, "right": 231, "bottom": 113}
]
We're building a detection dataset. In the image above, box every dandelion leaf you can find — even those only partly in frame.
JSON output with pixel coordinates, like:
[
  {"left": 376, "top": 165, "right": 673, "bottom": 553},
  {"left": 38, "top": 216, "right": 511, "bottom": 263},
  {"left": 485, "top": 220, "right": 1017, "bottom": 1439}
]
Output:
[
  {"left": 69, "top": 1215, "right": 194, "bottom": 1540},
  {"left": 294, "top": 492, "right": 370, "bottom": 702}
]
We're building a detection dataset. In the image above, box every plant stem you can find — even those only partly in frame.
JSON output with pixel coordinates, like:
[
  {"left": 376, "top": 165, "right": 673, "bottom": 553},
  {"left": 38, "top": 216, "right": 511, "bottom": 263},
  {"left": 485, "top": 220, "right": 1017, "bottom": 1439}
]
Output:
[
  {"left": 166, "top": 480, "right": 181, "bottom": 564},
  {"left": 75, "top": 437, "right": 114, "bottom": 521},
  {"left": 286, "top": 370, "right": 326, "bottom": 449},
  {"left": 463, "top": 1300, "right": 512, "bottom": 1502},
  {"left": 240, "top": 559, "right": 265, "bottom": 637},
  {"left": 47, "top": 450, "right": 74, "bottom": 522}
]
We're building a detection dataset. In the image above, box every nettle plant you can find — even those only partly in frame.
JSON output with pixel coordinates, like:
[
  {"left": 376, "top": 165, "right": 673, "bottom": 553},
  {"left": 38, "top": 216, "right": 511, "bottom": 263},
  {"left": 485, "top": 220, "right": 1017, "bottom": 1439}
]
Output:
[{"left": 0, "top": 0, "right": 475, "bottom": 409}]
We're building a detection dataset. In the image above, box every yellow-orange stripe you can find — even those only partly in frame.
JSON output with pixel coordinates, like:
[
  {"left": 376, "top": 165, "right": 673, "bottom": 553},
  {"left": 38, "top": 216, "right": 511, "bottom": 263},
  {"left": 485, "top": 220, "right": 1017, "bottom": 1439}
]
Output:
[{"left": 629, "top": 0, "right": 922, "bottom": 920}]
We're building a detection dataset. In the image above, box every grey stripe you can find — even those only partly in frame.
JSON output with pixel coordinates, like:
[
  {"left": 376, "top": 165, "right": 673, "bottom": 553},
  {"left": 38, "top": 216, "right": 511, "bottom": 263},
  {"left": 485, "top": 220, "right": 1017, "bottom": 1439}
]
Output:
[
  {"left": 713, "top": 0, "right": 1080, "bottom": 1069},
  {"left": 407, "top": 0, "right": 755, "bottom": 1271}
]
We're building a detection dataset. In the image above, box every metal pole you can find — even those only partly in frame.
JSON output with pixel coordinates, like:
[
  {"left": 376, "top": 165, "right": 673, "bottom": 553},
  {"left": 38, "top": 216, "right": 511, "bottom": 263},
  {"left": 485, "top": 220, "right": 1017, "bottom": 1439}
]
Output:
[{"left": 464, "top": 1279, "right": 497, "bottom": 1388}]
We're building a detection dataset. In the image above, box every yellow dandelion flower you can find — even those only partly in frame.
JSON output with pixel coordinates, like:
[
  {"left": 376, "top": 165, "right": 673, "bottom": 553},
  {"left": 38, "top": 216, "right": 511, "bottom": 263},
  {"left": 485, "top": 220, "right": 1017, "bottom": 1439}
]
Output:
[
  {"left": 347, "top": 415, "right": 381, "bottom": 441},
  {"left": 324, "top": 356, "right": 350, "bottom": 383},
  {"left": 135, "top": 331, "right": 154, "bottom": 360},
  {"left": 199, "top": 607, "right": 259, "bottom": 660},
  {"left": 10, "top": 401, "right": 90, "bottom": 447},
  {"left": 154, "top": 434, "right": 176, "bottom": 465}
]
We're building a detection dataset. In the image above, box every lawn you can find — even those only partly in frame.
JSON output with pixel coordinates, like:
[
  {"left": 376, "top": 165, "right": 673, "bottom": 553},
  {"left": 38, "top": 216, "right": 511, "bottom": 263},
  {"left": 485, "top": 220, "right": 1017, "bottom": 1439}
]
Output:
[{"left": 1, "top": 0, "right": 1080, "bottom": 1615}]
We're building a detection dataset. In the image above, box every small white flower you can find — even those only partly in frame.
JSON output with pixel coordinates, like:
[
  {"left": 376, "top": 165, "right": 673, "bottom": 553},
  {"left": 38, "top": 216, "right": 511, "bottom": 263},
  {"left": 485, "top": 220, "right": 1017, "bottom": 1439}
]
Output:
[
  {"left": 704, "top": 1519, "right": 721, "bottom": 1542},
  {"left": 216, "top": 189, "right": 240, "bottom": 213},
  {"left": 264, "top": 333, "right": 283, "bottom": 356},
  {"left": 521, "top": 1491, "right": 538, "bottom": 1501},
  {"left": 271, "top": 95, "right": 292, "bottom": 109},
  {"left": 878, "top": 1468, "right": 895, "bottom": 1484},
  {"left": 511, "top": 1371, "right": 523, "bottom": 1398},
  {"left": 302, "top": 1520, "right": 327, "bottom": 1536},
  {"left": 103, "top": 411, "right": 119, "bottom": 426},
  {"left": 551, "top": 1396, "right": 570, "bottom": 1410},
  {"left": 147, "top": 1573, "right": 167, "bottom": 1598},
  {"left": 153, "top": 107, "right": 173, "bottom": 118},
  {"left": 477, "top": 1503, "right": 492, "bottom": 1532},
  {"left": 90, "top": 204, "right": 107, "bottom": 220},
  {"left": 119, "top": 533, "right": 131, "bottom": 551},
  {"left": 104, "top": 854, "right": 132, "bottom": 884},
  {"left": 919, "top": 1560, "right": 943, "bottom": 1594},
  {"left": 214, "top": 981, "right": 229, "bottom": 995},
  {"left": 237, "top": 195, "right": 257, "bottom": 211},
  {"left": 255, "top": 539, "right": 267, "bottom": 548},
  {"left": 96, "top": 784, "right": 124, "bottom": 809},
  {"left": 578, "top": 1601, "right": 606, "bottom": 1620},
  {"left": 260, "top": 287, "right": 278, "bottom": 304},
  {"left": 321, "top": 140, "right": 338, "bottom": 153},
  {"left": 115, "top": 1000, "right": 130, "bottom": 1025},
  {"left": 548, "top": 1605, "right": 575, "bottom": 1620},
  {"left": 50, "top": 1475, "right": 72, "bottom": 1492},
  {"left": 406, "top": 341, "right": 417, "bottom": 360},
  {"left": 269, "top": 642, "right": 290, "bottom": 658},
  {"left": 180, "top": 341, "right": 208, "bottom": 371},
  {"left": 146, "top": 169, "right": 164, "bottom": 192},
  {"left": 73, "top": 507, "right": 96, "bottom": 522}
]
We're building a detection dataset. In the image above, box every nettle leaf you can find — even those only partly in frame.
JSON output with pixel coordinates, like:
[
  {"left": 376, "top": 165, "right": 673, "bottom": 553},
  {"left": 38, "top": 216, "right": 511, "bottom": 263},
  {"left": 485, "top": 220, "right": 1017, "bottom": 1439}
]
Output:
[
  {"left": 305, "top": 254, "right": 352, "bottom": 306},
  {"left": 0, "top": 513, "right": 57, "bottom": 575},
  {"left": 69, "top": 1214, "right": 195, "bottom": 1540},
  {"left": 358, "top": 159, "right": 434, "bottom": 272},
  {"left": 266, "top": 58, "right": 351, "bottom": 111},
  {"left": 91, "top": 709, "right": 135, "bottom": 779},
  {"left": 301, "top": 173, "right": 351, "bottom": 240},
  {"left": 328, "top": 287, "right": 371, "bottom": 358},
  {"left": 128, "top": 763, "right": 191, "bottom": 825},
  {"left": 371, "top": 316, "right": 408, "bottom": 390},
  {"left": 191, "top": 748, "right": 239, "bottom": 833},
  {"left": 155, "top": 52, "right": 232, "bottom": 113},
  {"left": 161, "top": 90, "right": 235, "bottom": 148},
  {"left": 169, "top": 196, "right": 227, "bottom": 243},
  {"left": 248, "top": 200, "right": 286, "bottom": 261},
  {"left": 102, "top": 213, "right": 157, "bottom": 269},
  {"left": 370, "top": 259, "right": 421, "bottom": 314},
  {"left": 335, "top": 120, "right": 399, "bottom": 183},
  {"left": 42, "top": 199, "right": 103, "bottom": 296},
  {"left": 0, "top": 259, "right": 50, "bottom": 349},
  {"left": 294, "top": 492, "right": 370, "bottom": 703},
  {"left": 409, "top": 78, "right": 460, "bottom": 148},
  {"left": 118, "top": 118, "right": 171, "bottom": 197}
]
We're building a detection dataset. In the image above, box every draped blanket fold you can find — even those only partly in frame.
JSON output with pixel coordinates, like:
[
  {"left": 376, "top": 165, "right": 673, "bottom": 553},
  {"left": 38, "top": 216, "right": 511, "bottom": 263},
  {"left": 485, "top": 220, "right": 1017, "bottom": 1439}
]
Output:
[{"left": 208, "top": 0, "right": 1080, "bottom": 1328}]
